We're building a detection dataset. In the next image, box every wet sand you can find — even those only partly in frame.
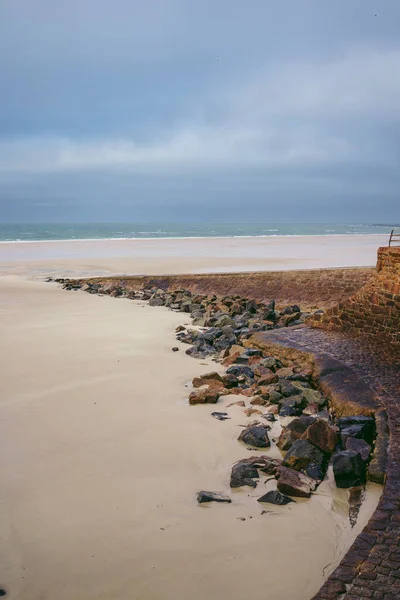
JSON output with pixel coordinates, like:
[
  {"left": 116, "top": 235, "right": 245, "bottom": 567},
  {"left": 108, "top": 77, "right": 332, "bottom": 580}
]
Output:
[
  {"left": 0, "top": 275, "right": 381, "bottom": 600},
  {"left": 0, "top": 234, "right": 387, "bottom": 278}
]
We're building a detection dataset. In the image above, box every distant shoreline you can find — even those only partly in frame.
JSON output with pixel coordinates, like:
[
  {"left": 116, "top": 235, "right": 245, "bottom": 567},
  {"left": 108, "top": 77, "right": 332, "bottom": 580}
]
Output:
[{"left": 0, "top": 232, "right": 389, "bottom": 244}]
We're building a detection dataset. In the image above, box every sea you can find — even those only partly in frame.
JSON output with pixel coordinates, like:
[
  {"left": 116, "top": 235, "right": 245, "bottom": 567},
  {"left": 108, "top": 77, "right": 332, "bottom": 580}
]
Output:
[{"left": 0, "top": 223, "right": 395, "bottom": 242}]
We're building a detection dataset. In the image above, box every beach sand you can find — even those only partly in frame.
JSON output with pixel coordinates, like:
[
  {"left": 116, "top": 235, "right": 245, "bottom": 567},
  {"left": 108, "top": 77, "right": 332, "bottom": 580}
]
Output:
[
  {"left": 0, "top": 274, "right": 381, "bottom": 600},
  {"left": 0, "top": 233, "right": 387, "bottom": 278}
]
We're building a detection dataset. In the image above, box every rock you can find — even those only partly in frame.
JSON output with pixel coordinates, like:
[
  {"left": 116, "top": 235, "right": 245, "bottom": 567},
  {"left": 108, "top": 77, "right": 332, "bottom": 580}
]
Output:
[
  {"left": 279, "top": 395, "right": 306, "bottom": 417},
  {"left": 211, "top": 412, "right": 230, "bottom": 421},
  {"left": 0, "top": 589, "right": 6, "bottom": 597},
  {"left": 277, "top": 418, "right": 310, "bottom": 451},
  {"left": 282, "top": 439, "right": 325, "bottom": 473},
  {"left": 226, "top": 365, "right": 254, "bottom": 379},
  {"left": 276, "top": 466, "right": 317, "bottom": 498},
  {"left": 338, "top": 416, "right": 375, "bottom": 444},
  {"left": 257, "top": 490, "right": 295, "bottom": 505},
  {"left": 230, "top": 461, "right": 259, "bottom": 488},
  {"left": 221, "top": 373, "right": 239, "bottom": 388},
  {"left": 250, "top": 396, "right": 268, "bottom": 406},
  {"left": 301, "top": 388, "right": 326, "bottom": 407},
  {"left": 262, "top": 413, "right": 276, "bottom": 422},
  {"left": 189, "top": 387, "right": 220, "bottom": 405},
  {"left": 260, "top": 356, "right": 281, "bottom": 371},
  {"left": 176, "top": 325, "right": 186, "bottom": 332},
  {"left": 340, "top": 424, "right": 375, "bottom": 446},
  {"left": 304, "top": 463, "right": 325, "bottom": 482},
  {"left": 192, "top": 372, "right": 223, "bottom": 388},
  {"left": 257, "top": 372, "right": 279, "bottom": 385},
  {"left": 214, "top": 315, "right": 236, "bottom": 328},
  {"left": 172, "top": 347, "right": 179, "bottom": 352},
  {"left": 332, "top": 451, "right": 367, "bottom": 488},
  {"left": 238, "top": 424, "right": 271, "bottom": 448},
  {"left": 276, "top": 367, "right": 294, "bottom": 378},
  {"left": 279, "top": 380, "right": 300, "bottom": 397},
  {"left": 227, "top": 400, "right": 246, "bottom": 407},
  {"left": 197, "top": 491, "right": 232, "bottom": 503},
  {"left": 345, "top": 437, "right": 372, "bottom": 462},
  {"left": 301, "top": 420, "right": 338, "bottom": 454},
  {"left": 244, "top": 408, "right": 262, "bottom": 417}
]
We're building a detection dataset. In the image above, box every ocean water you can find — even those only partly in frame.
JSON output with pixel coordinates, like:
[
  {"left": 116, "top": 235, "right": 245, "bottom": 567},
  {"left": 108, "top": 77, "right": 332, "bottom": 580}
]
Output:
[{"left": 0, "top": 222, "right": 395, "bottom": 242}]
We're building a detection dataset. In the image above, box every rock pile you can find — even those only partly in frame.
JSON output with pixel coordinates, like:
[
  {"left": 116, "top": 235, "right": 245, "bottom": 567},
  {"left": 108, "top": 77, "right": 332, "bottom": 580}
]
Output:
[{"left": 56, "top": 278, "right": 379, "bottom": 508}]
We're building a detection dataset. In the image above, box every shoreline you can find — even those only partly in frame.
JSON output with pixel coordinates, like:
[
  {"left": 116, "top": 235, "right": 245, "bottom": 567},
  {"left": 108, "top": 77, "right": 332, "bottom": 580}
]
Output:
[
  {"left": 0, "top": 275, "right": 382, "bottom": 600},
  {"left": 0, "top": 232, "right": 388, "bottom": 244}
]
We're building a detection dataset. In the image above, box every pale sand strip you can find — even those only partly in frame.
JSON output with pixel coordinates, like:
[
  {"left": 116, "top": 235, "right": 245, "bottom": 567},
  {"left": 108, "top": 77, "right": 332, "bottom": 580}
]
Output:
[
  {"left": 0, "top": 276, "right": 380, "bottom": 600},
  {"left": 0, "top": 234, "right": 388, "bottom": 277}
]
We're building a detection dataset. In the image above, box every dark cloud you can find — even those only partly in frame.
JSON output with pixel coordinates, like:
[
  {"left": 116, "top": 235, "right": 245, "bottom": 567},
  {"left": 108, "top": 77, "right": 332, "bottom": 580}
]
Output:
[{"left": 0, "top": 0, "right": 399, "bottom": 222}]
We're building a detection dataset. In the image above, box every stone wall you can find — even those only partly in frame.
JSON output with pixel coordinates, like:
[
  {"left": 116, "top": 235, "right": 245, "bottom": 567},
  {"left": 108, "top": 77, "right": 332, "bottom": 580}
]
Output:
[
  {"left": 83, "top": 267, "right": 373, "bottom": 310},
  {"left": 311, "top": 247, "right": 400, "bottom": 359}
]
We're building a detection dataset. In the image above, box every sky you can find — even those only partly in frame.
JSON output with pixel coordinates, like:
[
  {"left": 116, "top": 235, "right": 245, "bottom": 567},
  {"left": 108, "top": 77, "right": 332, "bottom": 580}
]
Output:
[{"left": 0, "top": 0, "right": 399, "bottom": 223}]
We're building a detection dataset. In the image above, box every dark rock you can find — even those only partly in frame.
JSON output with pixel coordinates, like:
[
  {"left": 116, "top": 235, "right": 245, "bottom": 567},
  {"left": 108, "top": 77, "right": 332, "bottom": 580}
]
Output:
[
  {"left": 0, "top": 589, "right": 6, "bottom": 597},
  {"left": 226, "top": 365, "right": 254, "bottom": 379},
  {"left": 281, "top": 304, "right": 301, "bottom": 315},
  {"left": 277, "top": 418, "right": 311, "bottom": 451},
  {"left": 279, "top": 395, "right": 306, "bottom": 417},
  {"left": 238, "top": 424, "right": 271, "bottom": 448},
  {"left": 340, "top": 423, "right": 375, "bottom": 446},
  {"left": 198, "top": 327, "right": 223, "bottom": 343},
  {"left": 211, "top": 412, "right": 230, "bottom": 421},
  {"left": 257, "top": 490, "right": 295, "bottom": 505},
  {"left": 230, "top": 462, "right": 259, "bottom": 488},
  {"left": 300, "top": 419, "right": 338, "bottom": 454},
  {"left": 276, "top": 466, "right": 317, "bottom": 498},
  {"left": 282, "top": 439, "right": 325, "bottom": 472},
  {"left": 332, "top": 451, "right": 367, "bottom": 488},
  {"left": 279, "top": 380, "right": 300, "bottom": 397},
  {"left": 262, "top": 413, "right": 276, "bottom": 422},
  {"left": 221, "top": 373, "right": 239, "bottom": 388},
  {"left": 197, "top": 491, "right": 232, "bottom": 503},
  {"left": 303, "top": 463, "right": 325, "bottom": 481},
  {"left": 172, "top": 347, "right": 179, "bottom": 352},
  {"left": 345, "top": 437, "right": 372, "bottom": 462}
]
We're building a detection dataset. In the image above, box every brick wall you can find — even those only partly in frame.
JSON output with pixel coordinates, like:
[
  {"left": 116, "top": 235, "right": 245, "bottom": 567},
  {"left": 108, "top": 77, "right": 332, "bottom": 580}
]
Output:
[{"left": 311, "top": 247, "right": 400, "bottom": 359}]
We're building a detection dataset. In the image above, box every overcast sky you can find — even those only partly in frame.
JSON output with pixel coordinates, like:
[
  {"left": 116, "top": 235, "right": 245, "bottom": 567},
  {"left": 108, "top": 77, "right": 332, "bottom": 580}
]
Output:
[{"left": 0, "top": 0, "right": 399, "bottom": 223}]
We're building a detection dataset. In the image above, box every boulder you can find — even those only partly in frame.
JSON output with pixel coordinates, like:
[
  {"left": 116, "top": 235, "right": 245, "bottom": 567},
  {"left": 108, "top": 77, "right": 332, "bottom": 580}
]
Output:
[
  {"left": 338, "top": 416, "right": 375, "bottom": 444},
  {"left": 276, "top": 466, "right": 317, "bottom": 498},
  {"left": 192, "top": 372, "right": 223, "bottom": 388},
  {"left": 238, "top": 424, "right": 271, "bottom": 448},
  {"left": 221, "top": 373, "right": 239, "bottom": 388},
  {"left": 257, "top": 372, "right": 279, "bottom": 385},
  {"left": 301, "top": 388, "right": 326, "bottom": 407},
  {"left": 301, "top": 420, "right": 338, "bottom": 454},
  {"left": 189, "top": 387, "right": 220, "bottom": 405},
  {"left": 230, "top": 461, "right": 259, "bottom": 488},
  {"left": 197, "top": 491, "right": 232, "bottom": 503},
  {"left": 257, "top": 490, "right": 295, "bottom": 505},
  {"left": 214, "top": 315, "right": 236, "bottom": 328},
  {"left": 277, "top": 418, "right": 311, "bottom": 451},
  {"left": 279, "top": 380, "right": 300, "bottom": 397},
  {"left": 279, "top": 395, "right": 306, "bottom": 417},
  {"left": 332, "top": 451, "right": 367, "bottom": 488},
  {"left": 345, "top": 437, "right": 372, "bottom": 462},
  {"left": 282, "top": 439, "right": 325, "bottom": 472},
  {"left": 340, "top": 424, "right": 375, "bottom": 446}
]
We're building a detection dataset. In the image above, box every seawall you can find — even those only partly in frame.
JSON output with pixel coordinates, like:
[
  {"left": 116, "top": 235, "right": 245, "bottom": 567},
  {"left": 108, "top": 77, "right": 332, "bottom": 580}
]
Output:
[
  {"left": 78, "top": 267, "right": 373, "bottom": 310},
  {"left": 311, "top": 247, "right": 400, "bottom": 359}
]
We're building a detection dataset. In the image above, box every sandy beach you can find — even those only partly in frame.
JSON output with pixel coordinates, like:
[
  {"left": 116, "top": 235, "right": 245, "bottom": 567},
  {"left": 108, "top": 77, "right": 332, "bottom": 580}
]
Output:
[
  {"left": 0, "top": 271, "right": 381, "bottom": 600},
  {"left": 0, "top": 234, "right": 387, "bottom": 278}
]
